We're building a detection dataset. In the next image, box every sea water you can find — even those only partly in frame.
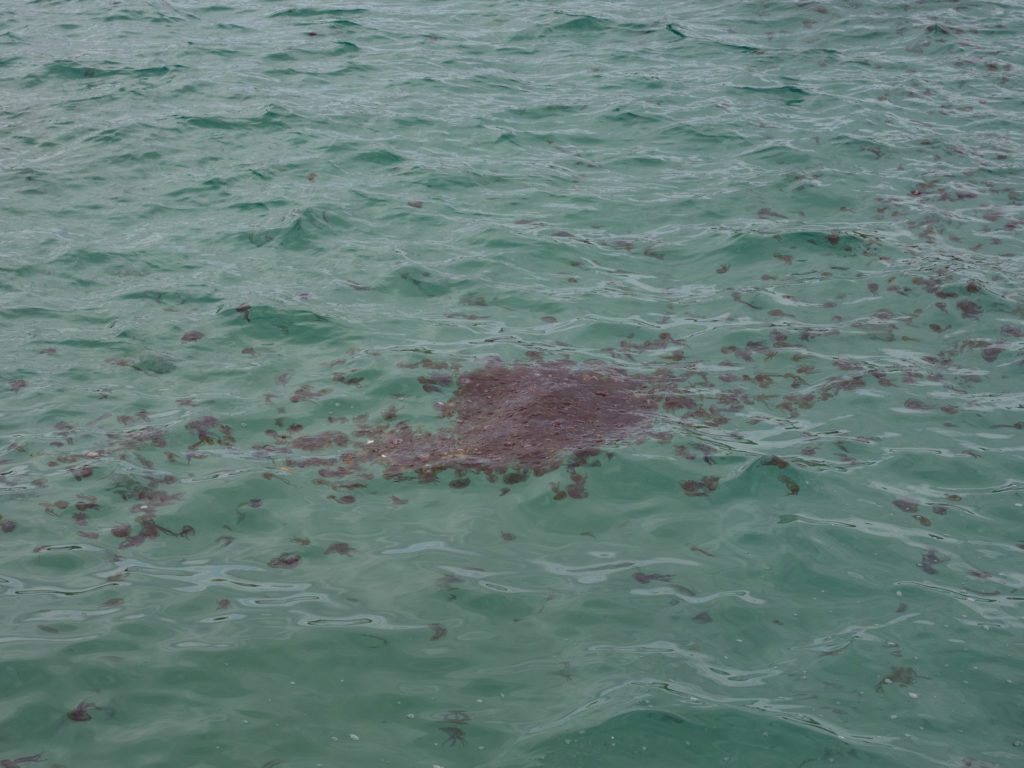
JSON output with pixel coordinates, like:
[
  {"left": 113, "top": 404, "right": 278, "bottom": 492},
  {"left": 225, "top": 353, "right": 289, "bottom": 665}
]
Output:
[{"left": 1, "top": 2, "right": 1022, "bottom": 766}]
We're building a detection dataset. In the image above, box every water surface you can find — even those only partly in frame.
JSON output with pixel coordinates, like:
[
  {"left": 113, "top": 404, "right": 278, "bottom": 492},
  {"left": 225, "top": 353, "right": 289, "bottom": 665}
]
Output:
[{"left": 1, "top": 1, "right": 1022, "bottom": 766}]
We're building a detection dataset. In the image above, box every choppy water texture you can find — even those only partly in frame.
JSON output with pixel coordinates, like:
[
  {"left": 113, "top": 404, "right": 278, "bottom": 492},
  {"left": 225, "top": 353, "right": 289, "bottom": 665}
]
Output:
[{"left": 2, "top": 1, "right": 1023, "bottom": 766}]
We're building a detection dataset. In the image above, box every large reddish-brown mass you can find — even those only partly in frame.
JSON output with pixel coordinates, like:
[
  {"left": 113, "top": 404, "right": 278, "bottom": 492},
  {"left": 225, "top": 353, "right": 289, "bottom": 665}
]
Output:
[{"left": 357, "top": 360, "right": 660, "bottom": 481}]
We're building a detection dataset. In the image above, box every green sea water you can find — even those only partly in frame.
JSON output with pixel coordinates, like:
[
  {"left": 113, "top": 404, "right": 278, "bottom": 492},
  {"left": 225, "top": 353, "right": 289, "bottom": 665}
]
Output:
[{"left": 1, "top": 1, "right": 1023, "bottom": 766}]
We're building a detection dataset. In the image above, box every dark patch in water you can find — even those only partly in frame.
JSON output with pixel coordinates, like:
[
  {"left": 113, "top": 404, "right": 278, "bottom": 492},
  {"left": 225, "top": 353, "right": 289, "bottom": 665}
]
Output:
[{"left": 355, "top": 360, "right": 660, "bottom": 482}]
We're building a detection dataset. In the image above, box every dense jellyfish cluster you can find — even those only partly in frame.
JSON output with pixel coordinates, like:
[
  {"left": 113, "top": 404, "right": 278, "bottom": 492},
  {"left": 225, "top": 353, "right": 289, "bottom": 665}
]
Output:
[{"left": 355, "top": 359, "right": 661, "bottom": 484}]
